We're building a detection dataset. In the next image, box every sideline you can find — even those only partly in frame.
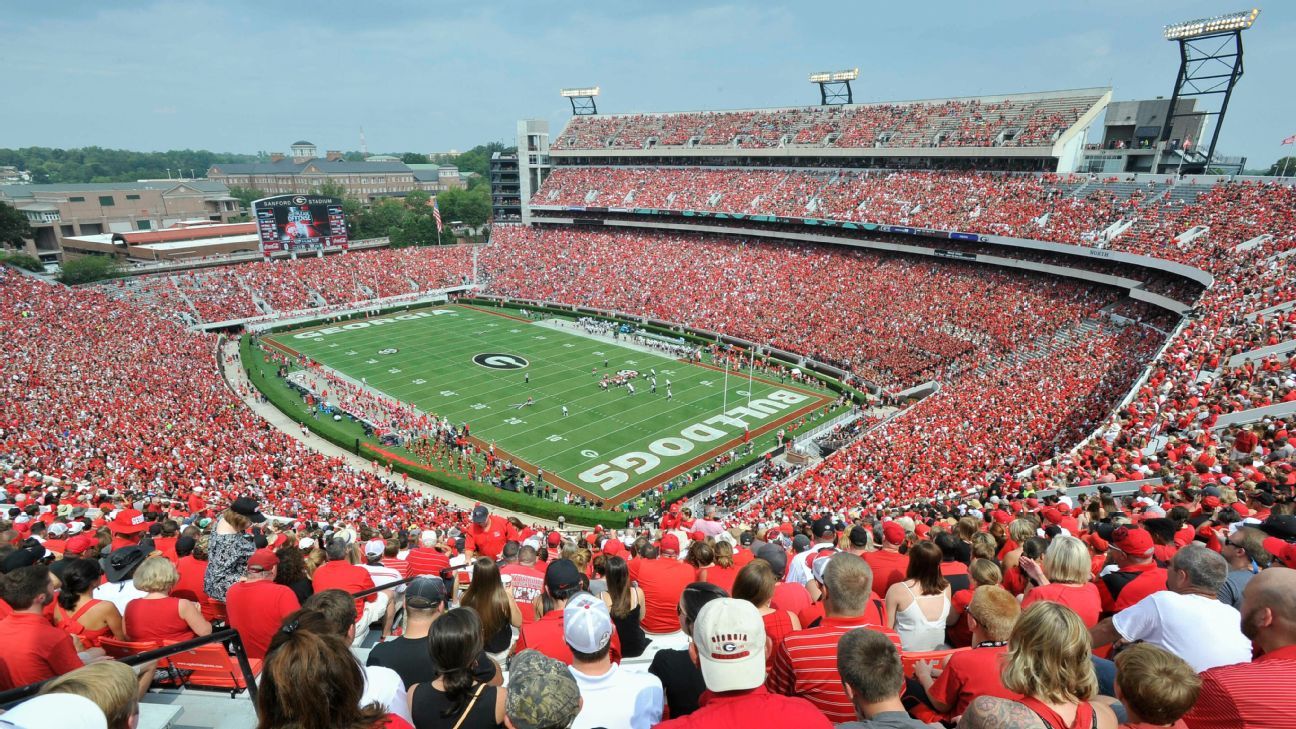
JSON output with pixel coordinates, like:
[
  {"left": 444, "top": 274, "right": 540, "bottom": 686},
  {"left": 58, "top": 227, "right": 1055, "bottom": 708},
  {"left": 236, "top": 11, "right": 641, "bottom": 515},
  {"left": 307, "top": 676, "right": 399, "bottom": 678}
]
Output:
[{"left": 222, "top": 338, "right": 559, "bottom": 527}]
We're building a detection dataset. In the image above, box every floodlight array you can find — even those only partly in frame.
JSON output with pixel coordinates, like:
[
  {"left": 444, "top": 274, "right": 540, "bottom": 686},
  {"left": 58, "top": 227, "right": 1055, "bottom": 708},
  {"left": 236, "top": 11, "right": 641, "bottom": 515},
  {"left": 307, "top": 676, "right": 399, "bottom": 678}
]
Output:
[
  {"left": 560, "top": 87, "right": 601, "bottom": 98},
  {"left": 808, "top": 68, "right": 859, "bottom": 83},
  {"left": 1163, "top": 8, "right": 1258, "bottom": 40}
]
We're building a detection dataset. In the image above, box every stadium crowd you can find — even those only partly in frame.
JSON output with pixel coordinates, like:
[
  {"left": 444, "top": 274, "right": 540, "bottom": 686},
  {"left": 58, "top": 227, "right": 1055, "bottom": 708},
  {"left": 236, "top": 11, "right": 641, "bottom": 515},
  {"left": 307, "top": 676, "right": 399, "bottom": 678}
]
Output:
[
  {"left": 550, "top": 92, "right": 1102, "bottom": 151},
  {"left": 0, "top": 168, "right": 1294, "bottom": 727}
]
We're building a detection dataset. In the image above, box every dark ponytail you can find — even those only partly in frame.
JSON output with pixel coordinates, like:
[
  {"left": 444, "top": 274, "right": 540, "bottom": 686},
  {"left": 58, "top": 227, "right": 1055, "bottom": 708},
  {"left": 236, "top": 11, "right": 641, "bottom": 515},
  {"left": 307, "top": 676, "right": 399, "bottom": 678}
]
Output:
[{"left": 429, "top": 607, "right": 485, "bottom": 718}]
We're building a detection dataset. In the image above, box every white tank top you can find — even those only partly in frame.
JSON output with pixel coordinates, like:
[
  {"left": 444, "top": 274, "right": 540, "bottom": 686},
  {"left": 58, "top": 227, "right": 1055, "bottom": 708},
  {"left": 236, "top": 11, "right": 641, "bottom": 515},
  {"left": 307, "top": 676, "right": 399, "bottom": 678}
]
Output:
[{"left": 893, "top": 582, "right": 950, "bottom": 651}]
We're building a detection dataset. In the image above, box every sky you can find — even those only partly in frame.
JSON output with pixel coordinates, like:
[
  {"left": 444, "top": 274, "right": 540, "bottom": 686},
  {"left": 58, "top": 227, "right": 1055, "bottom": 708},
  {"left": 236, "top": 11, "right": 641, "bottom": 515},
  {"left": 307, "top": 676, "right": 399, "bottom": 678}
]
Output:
[{"left": 2, "top": 1, "right": 1292, "bottom": 167}]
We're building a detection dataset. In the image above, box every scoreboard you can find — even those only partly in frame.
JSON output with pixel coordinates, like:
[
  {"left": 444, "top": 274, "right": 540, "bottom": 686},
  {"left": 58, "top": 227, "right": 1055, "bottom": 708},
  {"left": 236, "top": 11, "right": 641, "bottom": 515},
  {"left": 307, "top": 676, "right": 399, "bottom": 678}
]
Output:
[{"left": 252, "top": 194, "right": 349, "bottom": 254}]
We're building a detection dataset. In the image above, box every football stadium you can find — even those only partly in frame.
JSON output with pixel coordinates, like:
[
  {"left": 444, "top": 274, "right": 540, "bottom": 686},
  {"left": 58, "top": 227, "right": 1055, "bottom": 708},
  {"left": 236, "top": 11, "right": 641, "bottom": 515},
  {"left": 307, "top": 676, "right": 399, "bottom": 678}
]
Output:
[{"left": 2, "top": 4, "right": 1296, "bottom": 729}]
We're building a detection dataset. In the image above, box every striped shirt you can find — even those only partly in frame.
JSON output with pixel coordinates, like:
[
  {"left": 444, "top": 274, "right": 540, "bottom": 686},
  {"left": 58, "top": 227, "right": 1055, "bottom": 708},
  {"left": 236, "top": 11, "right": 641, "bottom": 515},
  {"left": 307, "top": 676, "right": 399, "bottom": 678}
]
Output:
[
  {"left": 1184, "top": 644, "right": 1296, "bottom": 729},
  {"left": 766, "top": 615, "right": 903, "bottom": 723},
  {"left": 405, "top": 547, "right": 450, "bottom": 578}
]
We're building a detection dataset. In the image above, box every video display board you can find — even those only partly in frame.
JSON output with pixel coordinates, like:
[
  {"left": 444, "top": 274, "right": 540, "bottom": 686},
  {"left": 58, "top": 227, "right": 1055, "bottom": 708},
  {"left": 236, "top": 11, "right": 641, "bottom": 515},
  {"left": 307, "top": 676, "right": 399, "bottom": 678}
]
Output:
[{"left": 252, "top": 194, "right": 348, "bottom": 254}]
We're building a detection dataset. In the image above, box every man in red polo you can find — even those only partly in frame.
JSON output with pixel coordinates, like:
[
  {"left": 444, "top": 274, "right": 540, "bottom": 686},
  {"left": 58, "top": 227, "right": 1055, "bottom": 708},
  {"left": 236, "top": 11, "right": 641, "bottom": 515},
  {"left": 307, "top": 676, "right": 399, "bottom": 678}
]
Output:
[
  {"left": 0, "top": 565, "right": 82, "bottom": 688},
  {"left": 862, "top": 522, "right": 910, "bottom": 595},
  {"left": 918, "top": 585, "right": 1022, "bottom": 717},
  {"left": 225, "top": 549, "right": 300, "bottom": 659},
  {"left": 767, "top": 553, "right": 901, "bottom": 723},
  {"left": 629, "top": 535, "right": 695, "bottom": 634},
  {"left": 1185, "top": 567, "right": 1296, "bottom": 728},
  {"left": 465, "top": 505, "right": 518, "bottom": 560},
  {"left": 512, "top": 559, "right": 621, "bottom": 664},
  {"left": 1098, "top": 526, "right": 1167, "bottom": 614},
  {"left": 312, "top": 537, "right": 383, "bottom": 646}
]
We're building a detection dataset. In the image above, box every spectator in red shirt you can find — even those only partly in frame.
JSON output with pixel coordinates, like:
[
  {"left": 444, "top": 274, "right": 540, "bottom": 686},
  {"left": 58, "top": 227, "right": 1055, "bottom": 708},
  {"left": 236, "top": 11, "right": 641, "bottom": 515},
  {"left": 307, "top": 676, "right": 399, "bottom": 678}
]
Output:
[
  {"left": 655, "top": 598, "right": 831, "bottom": 729},
  {"left": 512, "top": 559, "right": 621, "bottom": 665},
  {"left": 499, "top": 543, "right": 545, "bottom": 623},
  {"left": 171, "top": 536, "right": 208, "bottom": 602},
  {"left": 767, "top": 553, "right": 901, "bottom": 723},
  {"left": 917, "top": 585, "right": 1022, "bottom": 717},
  {"left": 312, "top": 538, "right": 384, "bottom": 647},
  {"left": 629, "top": 535, "right": 695, "bottom": 634},
  {"left": 863, "top": 522, "right": 911, "bottom": 596},
  {"left": 1098, "top": 526, "right": 1167, "bottom": 615},
  {"left": 465, "top": 505, "right": 518, "bottom": 561},
  {"left": 837, "top": 628, "right": 936, "bottom": 729},
  {"left": 0, "top": 565, "right": 83, "bottom": 689},
  {"left": 1019, "top": 535, "right": 1103, "bottom": 628},
  {"left": 226, "top": 548, "right": 301, "bottom": 660},
  {"left": 732, "top": 558, "right": 801, "bottom": 671},
  {"left": 1184, "top": 567, "right": 1296, "bottom": 729},
  {"left": 405, "top": 530, "right": 451, "bottom": 579},
  {"left": 1113, "top": 644, "right": 1201, "bottom": 729}
]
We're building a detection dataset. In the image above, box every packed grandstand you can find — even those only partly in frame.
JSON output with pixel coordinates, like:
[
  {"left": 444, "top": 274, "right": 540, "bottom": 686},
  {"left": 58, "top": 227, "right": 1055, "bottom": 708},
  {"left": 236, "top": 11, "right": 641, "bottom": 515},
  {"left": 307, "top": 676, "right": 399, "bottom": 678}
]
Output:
[{"left": 2, "top": 80, "right": 1296, "bottom": 729}]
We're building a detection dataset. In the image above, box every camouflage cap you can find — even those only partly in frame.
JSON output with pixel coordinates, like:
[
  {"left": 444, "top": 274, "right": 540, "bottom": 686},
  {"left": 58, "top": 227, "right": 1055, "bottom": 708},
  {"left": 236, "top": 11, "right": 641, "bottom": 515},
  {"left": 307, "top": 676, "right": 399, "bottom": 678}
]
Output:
[{"left": 506, "top": 650, "right": 581, "bottom": 729}]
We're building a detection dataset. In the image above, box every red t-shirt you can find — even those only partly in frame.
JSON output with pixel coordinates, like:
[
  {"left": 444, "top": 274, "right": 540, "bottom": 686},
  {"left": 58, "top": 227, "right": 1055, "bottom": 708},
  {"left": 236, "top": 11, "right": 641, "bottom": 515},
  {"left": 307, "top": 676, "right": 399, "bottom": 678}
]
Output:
[
  {"left": 125, "top": 597, "right": 197, "bottom": 643},
  {"left": 226, "top": 579, "right": 300, "bottom": 659},
  {"left": 1022, "top": 582, "right": 1102, "bottom": 628},
  {"left": 0, "top": 612, "right": 82, "bottom": 689},
  {"left": 405, "top": 547, "right": 451, "bottom": 578},
  {"left": 946, "top": 588, "right": 975, "bottom": 648},
  {"left": 1099, "top": 564, "right": 1168, "bottom": 614},
  {"left": 512, "top": 608, "right": 621, "bottom": 664},
  {"left": 655, "top": 686, "right": 832, "bottom": 729},
  {"left": 173, "top": 555, "right": 209, "bottom": 602},
  {"left": 1184, "top": 644, "right": 1296, "bottom": 729},
  {"left": 500, "top": 563, "right": 545, "bottom": 623},
  {"left": 312, "top": 561, "right": 377, "bottom": 615},
  {"left": 630, "top": 557, "right": 696, "bottom": 633},
  {"left": 927, "top": 644, "right": 1022, "bottom": 715},
  {"left": 862, "top": 549, "right": 910, "bottom": 595},
  {"left": 701, "top": 564, "right": 740, "bottom": 594},
  {"left": 153, "top": 536, "right": 179, "bottom": 563},
  {"left": 466, "top": 516, "right": 519, "bottom": 560},
  {"left": 771, "top": 581, "right": 812, "bottom": 617}
]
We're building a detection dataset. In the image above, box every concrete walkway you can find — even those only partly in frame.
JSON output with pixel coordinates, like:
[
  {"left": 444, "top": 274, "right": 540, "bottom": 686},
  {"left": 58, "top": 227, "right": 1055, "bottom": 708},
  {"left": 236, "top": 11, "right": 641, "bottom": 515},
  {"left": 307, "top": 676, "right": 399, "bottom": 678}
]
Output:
[{"left": 221, "top": 339, "right": 559, "bottom": 527}]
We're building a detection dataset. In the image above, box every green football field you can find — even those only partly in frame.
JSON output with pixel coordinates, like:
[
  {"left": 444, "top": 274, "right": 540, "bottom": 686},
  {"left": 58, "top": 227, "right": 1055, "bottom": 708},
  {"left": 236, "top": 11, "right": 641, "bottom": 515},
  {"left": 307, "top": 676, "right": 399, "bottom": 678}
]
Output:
[{"left": 264, "top": 304, "right": 831, "bottom": 504}]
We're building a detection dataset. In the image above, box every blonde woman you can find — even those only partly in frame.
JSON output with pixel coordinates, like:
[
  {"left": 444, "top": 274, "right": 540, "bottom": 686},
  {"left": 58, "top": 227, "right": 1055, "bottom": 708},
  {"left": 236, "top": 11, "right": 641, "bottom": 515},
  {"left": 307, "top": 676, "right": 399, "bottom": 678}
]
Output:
[
  {"left": 125, "top": 557, "right": 212, "bottom": 643},
  {"left": 958, "top": 601, "right": 1117, "bottom": 729},
  {"left": 1019, "top": 536, "right": 1103, "bottom": 628},
  {"left": 42, "top": 661, "right": 140, "bottom": 729}
]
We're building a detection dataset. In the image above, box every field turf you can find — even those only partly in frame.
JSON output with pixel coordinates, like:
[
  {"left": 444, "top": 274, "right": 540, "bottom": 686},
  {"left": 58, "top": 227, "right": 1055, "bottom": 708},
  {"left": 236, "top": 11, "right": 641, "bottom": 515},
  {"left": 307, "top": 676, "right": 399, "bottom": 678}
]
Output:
[{"left": 264, "top": 304, "right": 831, "bottom": 505}]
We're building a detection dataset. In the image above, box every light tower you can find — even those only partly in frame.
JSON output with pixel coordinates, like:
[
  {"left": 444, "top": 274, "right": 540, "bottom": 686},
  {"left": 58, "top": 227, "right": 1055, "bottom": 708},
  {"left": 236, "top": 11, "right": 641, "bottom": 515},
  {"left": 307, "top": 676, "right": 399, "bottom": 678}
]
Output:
[
  {"left": 560, "top": 87, "right": 600, "bottom": 115},
  {"left": 1157, "top": 8, "right": 1259, "bottom": 171},
  {"left": 808, "top": 69, "right": 859, "bottom": 106}
]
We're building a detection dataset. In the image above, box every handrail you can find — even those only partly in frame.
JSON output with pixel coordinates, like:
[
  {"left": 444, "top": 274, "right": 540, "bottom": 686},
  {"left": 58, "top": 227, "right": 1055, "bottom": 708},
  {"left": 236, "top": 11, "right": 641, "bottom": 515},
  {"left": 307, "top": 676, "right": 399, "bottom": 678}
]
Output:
[{"left": 0, "top": 575, "right": 415, "bottom": 709}]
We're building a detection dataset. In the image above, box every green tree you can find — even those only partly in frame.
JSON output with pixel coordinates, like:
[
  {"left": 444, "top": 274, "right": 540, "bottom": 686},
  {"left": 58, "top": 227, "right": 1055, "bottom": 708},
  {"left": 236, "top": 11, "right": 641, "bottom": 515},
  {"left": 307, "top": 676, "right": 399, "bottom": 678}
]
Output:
[
  {"left": 0, "top": 146, "right": 257, "bottom": 184},
  {"left": 1265, "top": 156, "right": 1296, "bottom": 177},
  {"left": 447, "top": 142, "right": 513, "bottom": 179},
  {"left": 401, "top": 152, "right": 430, "bottom": 164},
  {"left": 404, "top": 189, "right": 431, "bottom": 212},
  {"left": 58, "top": 255, "right": 122, "bottom": 285},
  {"left": 227, "top": 185, "right": 265, "bottom": 210},
  {"left": 355, "top": 199, "right": 409, "bottom": 240},
  {"left": 436, "top": 187, "right": 491, "bottom": 228},
  {"left": 0, "top": 202, "right": 33, "bottom": 248},
  {"left": 312, "top": 180, "right": 350, "bottom": 200}
]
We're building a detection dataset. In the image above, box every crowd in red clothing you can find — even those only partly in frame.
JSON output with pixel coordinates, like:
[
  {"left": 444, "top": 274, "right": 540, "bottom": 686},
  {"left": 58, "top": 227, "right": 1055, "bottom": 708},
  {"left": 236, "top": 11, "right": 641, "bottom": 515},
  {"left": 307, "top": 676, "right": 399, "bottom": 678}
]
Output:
[
  {"left": 104, "top": 245, "right": 477, "bottom": 325},
  {"left": 551, "top": 92, "right": 1103, "bottom": 150}
]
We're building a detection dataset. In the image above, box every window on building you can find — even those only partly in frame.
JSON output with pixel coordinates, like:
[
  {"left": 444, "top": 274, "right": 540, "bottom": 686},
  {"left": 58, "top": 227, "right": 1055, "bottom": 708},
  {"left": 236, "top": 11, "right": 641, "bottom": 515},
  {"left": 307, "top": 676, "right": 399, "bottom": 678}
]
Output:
[
  {"left": 69, "top": 196, "right": 85, "bottom": 202},
  {"left": 98, "top": 196, "right": 115, "bottom": 206},
  {"left": 126, "top": 194, "right": 141, "bottom": 200},
  {"left": 136, "top": 220, "right": 151, "bottom": 230}
]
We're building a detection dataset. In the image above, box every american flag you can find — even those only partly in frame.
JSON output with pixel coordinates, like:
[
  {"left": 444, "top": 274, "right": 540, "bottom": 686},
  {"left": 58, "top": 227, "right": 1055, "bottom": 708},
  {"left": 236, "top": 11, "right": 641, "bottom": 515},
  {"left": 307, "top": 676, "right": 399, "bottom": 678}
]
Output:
[
  {"left": 1283, "top": 134, "right": 1296, "bottom": 145},
  {"left": 432, "top": 198, "right": 443, "bottom": 233}
]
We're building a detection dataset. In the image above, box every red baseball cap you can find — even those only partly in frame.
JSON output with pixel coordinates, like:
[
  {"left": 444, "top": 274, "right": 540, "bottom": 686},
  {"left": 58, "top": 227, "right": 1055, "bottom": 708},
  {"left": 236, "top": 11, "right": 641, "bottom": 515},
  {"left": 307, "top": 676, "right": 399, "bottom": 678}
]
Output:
[
  {"left": 1263, "top": 537, "right": 1296, "bottom": 569},
  {"left": 1202, "top": 495, "right": 1221, "bottom": 509},
  {"left": 63, "top": 534, "right": 98, "bottom": 555},
  {"left": 247, "top": 548, "right": 279, "bottom": 573},
  {"left": 660, "top": 534, "right": 681, "bottom": 554},
  {"left": 689, "top": 530, "right": 705, "bottom": 543},
  {"left": 1112, "top": 526, "right": 1154, "bottom": 557},
  {"left": 882, "top": 521, "right": 906, "bottom": 545},
  {"left": 602, "top": 538, "right": 626, "bottom": 557},
  {"left": 547, "top": 531, "right": 563, "bottom": 547},
  {"left": 108, "top": 509, "right": 149, "bottom": 535}
]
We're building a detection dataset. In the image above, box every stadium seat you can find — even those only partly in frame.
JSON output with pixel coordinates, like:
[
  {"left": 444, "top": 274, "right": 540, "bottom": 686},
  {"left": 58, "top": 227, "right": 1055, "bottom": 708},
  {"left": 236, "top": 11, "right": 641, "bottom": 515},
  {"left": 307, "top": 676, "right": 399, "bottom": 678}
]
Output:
[
  {"left": 163, "top": 642, "right": 261, "bottom": 698},
  {"left": 900, "top": 647, "right": 969, "bottom": 679}
]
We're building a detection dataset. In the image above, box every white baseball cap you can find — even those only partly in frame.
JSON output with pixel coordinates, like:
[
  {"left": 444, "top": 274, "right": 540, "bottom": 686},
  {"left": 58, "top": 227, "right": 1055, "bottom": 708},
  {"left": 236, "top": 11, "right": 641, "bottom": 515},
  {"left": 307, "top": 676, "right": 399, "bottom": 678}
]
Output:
[
  {"left": 0, "top": 693, "right": 108, "bottom": 729},
  {"left": 364, "top": 539, "right": 386, "bottom": 558},
  {"left": 563, "top": 593, "right": 613, "bottom": 655},
  {"left": 692, "top": 598, "right": 766, "bottom": 692}
]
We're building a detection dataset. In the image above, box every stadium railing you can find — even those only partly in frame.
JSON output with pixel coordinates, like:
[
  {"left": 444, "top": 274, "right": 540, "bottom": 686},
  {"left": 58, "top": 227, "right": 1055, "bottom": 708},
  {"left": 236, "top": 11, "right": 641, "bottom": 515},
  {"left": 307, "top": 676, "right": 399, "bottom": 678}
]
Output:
[{"left": 0, "top": 576, "right": 415, "bottom": 709}]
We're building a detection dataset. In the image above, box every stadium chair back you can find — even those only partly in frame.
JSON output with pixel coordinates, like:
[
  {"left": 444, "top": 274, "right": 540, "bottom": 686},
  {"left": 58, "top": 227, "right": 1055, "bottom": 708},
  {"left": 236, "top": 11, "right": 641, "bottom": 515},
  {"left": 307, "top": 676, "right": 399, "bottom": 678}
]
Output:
[
  {"left": 164, "top": 641, "right": 261, "bottom": 697},
  {"left": 99, "top": 637, "right": 164, "bottom": 659},
  {"left": 900, "top": 647, "right": 969, "bottom": 678},
  {"left": 199, "top": 595, "right": 228, "bottom": 624}
]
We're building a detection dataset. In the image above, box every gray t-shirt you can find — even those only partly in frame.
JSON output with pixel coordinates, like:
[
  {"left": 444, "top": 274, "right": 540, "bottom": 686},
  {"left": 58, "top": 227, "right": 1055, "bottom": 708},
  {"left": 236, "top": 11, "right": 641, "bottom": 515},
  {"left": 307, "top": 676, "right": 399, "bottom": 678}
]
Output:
[
  {"left": 1218, "top": 568, "right": 1255, "bottom": 609},
  {"left": 836, "top": 712, "right": 942, "bottom": 729}
]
